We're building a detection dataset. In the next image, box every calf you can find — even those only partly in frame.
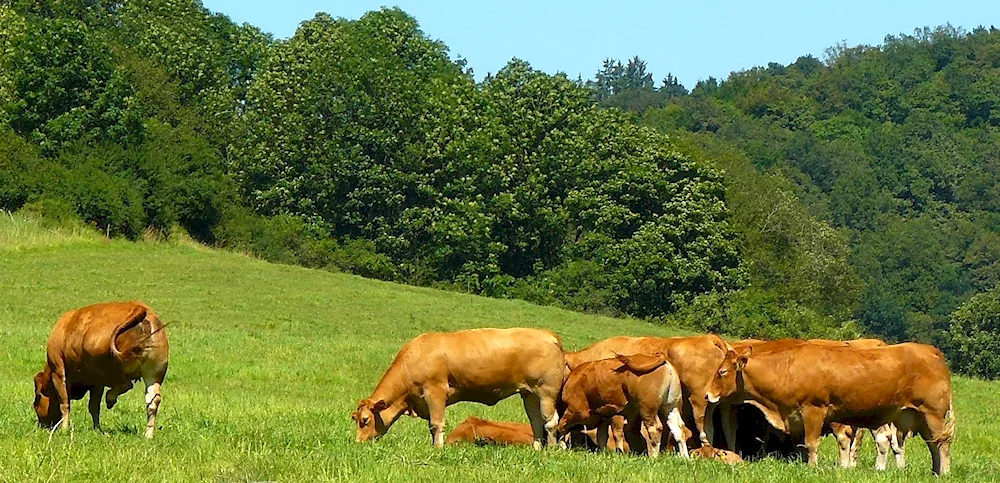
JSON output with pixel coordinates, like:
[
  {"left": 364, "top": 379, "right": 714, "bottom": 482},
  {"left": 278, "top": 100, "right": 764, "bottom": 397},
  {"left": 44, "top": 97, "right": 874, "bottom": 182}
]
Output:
[
  {"left": 446, "top": 417, "right": 536, "bottom": 446},
  {"left": 565, "top": 334, "right": 731, "bottom": 447},
  {"left": 352, "top": 328, "right": 566, "bottom": 448},
  {"left": 690, "top": 445, "right": 744, "bottom": 464},
  {"left": 557, "top": 353, "right": 688, "bottom": 458},
  {"left": 33, "top": 301, "right": 169, "bottom": 439}
]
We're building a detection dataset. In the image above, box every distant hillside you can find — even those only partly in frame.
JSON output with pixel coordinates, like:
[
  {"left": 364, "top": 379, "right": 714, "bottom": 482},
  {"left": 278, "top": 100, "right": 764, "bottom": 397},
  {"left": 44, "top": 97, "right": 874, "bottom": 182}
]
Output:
[{"left": 596, "top": 26, "right": 1000, "bottom": 375}]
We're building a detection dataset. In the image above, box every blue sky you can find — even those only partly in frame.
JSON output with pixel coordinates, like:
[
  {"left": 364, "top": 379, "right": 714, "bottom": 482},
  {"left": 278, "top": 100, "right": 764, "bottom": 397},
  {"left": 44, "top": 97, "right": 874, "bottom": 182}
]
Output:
[{"left": 201, "top": 0, "right": 1000, "bottom": 88}]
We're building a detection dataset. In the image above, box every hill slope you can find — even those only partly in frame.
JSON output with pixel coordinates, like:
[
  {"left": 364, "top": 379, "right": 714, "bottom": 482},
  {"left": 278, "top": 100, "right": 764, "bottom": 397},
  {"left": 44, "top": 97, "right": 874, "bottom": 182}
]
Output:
[{"left": 0, "top": 218, "right": 997, "bottom": 482}]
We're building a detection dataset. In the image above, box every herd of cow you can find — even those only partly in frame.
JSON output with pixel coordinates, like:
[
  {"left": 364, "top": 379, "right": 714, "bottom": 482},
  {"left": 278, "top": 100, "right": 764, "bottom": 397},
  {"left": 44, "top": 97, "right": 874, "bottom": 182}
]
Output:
[
  {"left": 352, "top": 328, "right": 955, "bottom": 475},
  {"left": 28, "top": 301, "right": 954, "bottom": 476}
]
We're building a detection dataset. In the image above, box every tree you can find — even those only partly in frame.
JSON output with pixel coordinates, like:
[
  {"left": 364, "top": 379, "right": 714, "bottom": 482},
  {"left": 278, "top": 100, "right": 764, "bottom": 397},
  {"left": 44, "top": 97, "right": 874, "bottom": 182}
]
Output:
[
  {"left": 945, "top": 283, "right": 1000, "bottom": 378},
  {"left": 1, "top": 15, "right": 143, "bottom": 154}
]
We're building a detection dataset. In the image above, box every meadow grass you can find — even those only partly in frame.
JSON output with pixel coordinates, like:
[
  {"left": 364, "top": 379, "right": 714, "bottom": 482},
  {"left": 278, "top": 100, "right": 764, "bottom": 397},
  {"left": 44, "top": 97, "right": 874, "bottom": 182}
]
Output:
[{"left": 0, "top": 222, "right": 997, "bottom": 482}]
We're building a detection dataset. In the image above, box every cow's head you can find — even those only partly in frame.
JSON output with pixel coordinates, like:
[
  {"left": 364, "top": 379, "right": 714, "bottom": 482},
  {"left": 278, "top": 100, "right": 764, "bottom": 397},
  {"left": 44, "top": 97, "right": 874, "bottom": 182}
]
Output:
[
  {"left": 351, "top": 398, "right": 389, "bottom": 442},
  {"left": 705, "top": 346, "right": 753, "bottom": 404},
  {"left": 33, "top": 371, "right": 60, "bottom": 429}
]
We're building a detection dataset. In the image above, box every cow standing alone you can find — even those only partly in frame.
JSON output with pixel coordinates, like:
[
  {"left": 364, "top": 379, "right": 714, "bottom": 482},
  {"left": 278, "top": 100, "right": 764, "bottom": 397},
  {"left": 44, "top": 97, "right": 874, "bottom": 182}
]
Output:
[
  {"left": 33, "top": 301, "right": 169, "bottom": 439},
  {"left": 352, "top": 328, "right": 566, "bottom": 448}
]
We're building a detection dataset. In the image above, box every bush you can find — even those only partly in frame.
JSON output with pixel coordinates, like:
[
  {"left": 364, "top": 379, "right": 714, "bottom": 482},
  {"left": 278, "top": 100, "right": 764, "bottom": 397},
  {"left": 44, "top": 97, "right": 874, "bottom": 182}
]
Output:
[
  {"left": 945, "top": 285, "right": 1000, "bottom": 379},
  {"left": 673, "top": 289, "right": 860, "bottom": 340},
  {"left": 330, "top": 239, "right": 399, "bottom": 281},
  {"left": 19, "top": 197, "right": 84, "bottom": 229}
]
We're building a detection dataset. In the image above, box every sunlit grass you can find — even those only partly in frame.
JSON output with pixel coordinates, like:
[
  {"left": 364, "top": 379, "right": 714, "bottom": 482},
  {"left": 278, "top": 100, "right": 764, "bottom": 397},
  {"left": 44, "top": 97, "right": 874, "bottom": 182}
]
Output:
[
  {"left": 0, "top": 229, "right": 996, "bottom": 481},
  {"left": 0, "top": 210, "right": 104, "bottom": 250}
]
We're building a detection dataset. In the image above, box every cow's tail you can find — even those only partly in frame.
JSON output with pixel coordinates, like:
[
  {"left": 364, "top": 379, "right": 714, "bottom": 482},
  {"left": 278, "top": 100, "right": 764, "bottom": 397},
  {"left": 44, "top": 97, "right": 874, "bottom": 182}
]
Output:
[
  {"left": 935, "top": 400, "right": 956, "bottom": 446},
  {"left": 614, "top": 352, "right": 668, "bottom": 374},
  {"left": 111, "top": 305, "right": 167, "bottom": 361}
]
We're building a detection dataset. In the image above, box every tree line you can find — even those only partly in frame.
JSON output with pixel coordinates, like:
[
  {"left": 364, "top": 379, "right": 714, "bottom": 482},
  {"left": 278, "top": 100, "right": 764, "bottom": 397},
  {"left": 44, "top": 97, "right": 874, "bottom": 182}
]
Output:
[
  {"left": 1, "top": 2, "right": 996, "bottom": 377},
  {"left": 603, "top": 25, "right": 1000, "bottom": 378}
]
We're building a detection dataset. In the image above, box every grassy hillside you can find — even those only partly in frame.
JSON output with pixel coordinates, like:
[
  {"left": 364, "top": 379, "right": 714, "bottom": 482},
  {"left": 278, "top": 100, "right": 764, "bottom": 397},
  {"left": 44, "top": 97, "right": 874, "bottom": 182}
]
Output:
[{"left": 0, "top": 214, "right": 997, "bottom": 482}]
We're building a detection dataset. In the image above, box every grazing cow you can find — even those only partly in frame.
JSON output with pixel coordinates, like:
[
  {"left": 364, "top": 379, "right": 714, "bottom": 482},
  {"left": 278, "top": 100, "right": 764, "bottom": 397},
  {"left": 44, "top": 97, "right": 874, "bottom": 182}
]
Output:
[
  {"left": 33, "top": 301, "right": 169, "bottom": 439},
  {"left": 723, "top": 338, "right": 906, "bottom": 469},
  {"left": 565, "top": 334, "right": 731, "bottom": 447},
  {"left": 446, "top": 417, "right": 536, "bottom": 446},
  {"left": 706, "top": 342, "right": 955, "bottom": 475},
  {"left": 690, "top": 445, "right": 744, "bottom": 464},
  {"left": 557, "top": 353, "right": 689, "bottom": 458},
  {"left": 352, "top": 328, "right": 566, "bottom": 449}
]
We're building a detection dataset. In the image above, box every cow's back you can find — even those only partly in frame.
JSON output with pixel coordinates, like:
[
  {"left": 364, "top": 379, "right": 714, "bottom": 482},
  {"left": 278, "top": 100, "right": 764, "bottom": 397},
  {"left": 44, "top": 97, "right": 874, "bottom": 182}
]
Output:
[
  {"left": 403, "top": 328, "right": 565, "bottom": 393},
  {"left": 746, "top": 343, "right": 951, "bottom": 420},
  {"left": 46, "top": 301, "right": 168, "bottom": 385}
]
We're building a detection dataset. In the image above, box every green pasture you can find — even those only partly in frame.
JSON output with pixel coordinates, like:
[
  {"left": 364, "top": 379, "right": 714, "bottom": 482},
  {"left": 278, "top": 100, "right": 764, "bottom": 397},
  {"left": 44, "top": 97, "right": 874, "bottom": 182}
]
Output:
[{"left": 0, "top": 214, "right": 997, "bottom": 482}]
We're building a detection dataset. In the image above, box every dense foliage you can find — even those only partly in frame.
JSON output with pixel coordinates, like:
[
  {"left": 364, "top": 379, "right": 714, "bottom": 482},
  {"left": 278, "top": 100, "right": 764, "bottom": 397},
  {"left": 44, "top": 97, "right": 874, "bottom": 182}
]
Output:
[
  {"left": 945, "top": 284, "right": 1000, "bottom": 379},
  {"left": 599, "top": 26, "right": 1000, "bottom": 365},
  {"left": 0, "top": 1, "right": 742, "bottom": 320},
  {"left": 3, "top": 1, "right": 998, "bottom": 374}
]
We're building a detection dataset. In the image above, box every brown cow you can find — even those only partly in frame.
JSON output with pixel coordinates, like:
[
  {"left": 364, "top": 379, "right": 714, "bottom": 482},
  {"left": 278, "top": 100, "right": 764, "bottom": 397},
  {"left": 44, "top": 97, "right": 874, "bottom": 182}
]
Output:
[
  {"left": 724, "top": 338, "right": 905, "bottom": 469},
  {"left": 706, "top": 342, "right": 955, "bottom": 475},
  {"left": 557, "top": 353, "right": 689, "bottom": 458},
  {"left": 565, "top": 334, "right": 730, "bottom": 447},
  {"left": 33, "top": 301, "right": 169, "bottom": 439},
  {"left": 352, "top": 328, "right": 566, "bottom": 448},
  {"left": 446, "top": 417, "right": 536, "bottom": 446},
  {"left": 690, "top": 445, "right": 744, "bottom": 464}
]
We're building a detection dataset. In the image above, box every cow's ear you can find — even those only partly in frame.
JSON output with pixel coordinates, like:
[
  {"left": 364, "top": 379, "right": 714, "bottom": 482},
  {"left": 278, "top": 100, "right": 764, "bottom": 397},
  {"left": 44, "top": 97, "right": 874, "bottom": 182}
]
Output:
[
  {"left": 735, "top": 346, "right": 753, "bottom": 371},
  {"left": 33, "top": 372, "right": 45, "bottom": 394},
  {"left": 596, "top": 404, "right": 620, "bottom": 417},
  {"left": 372, "top": 400, "right": 388, "bottom": 412}
]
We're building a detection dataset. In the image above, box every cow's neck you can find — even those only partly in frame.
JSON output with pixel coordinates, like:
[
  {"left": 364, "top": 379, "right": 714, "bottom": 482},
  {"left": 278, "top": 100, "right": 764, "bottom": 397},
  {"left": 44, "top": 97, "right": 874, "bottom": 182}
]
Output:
[
  {"left": 739, "top": 359, "right": 789, "bottom": 433},
  {"left": 370, "top": 362, "right": 412, "bottom": 429}
]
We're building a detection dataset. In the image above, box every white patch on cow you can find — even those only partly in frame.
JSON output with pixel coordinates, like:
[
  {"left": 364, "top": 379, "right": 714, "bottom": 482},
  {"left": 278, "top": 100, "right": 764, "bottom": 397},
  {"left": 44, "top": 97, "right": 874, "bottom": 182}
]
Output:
[{"left": 145, "top": 386, "right": 156, "bottom": 405}]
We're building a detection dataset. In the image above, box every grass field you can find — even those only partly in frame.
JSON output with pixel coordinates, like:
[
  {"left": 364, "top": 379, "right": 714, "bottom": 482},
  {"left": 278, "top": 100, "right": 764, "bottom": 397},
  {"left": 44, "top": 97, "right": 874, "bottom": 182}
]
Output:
[{"left": 1, "top": 213, "right": 998, "bottom": 482}]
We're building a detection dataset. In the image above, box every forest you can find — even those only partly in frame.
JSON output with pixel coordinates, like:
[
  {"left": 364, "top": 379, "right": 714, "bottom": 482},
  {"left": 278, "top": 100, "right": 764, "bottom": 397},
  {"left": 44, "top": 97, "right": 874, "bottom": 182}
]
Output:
[{"left": 1, "top": 1, "right": 997, "bottom": 378}]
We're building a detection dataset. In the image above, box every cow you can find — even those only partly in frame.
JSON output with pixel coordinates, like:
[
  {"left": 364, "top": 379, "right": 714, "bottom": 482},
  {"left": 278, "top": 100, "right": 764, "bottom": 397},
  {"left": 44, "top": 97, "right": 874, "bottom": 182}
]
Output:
[
  {"left": 557, "top": 353, "right": 689, "bottom": 458},
  {"left": 446, "top": 417, "right": 536, "bottom": 446},
  {"left": 564, "top": 334, "right": 731, "bottom": 448},
  {"left": 690, "top": 445, "right": 744, "bottom": 464},
  {"left": 706, "top": 342, "right": 955, "bottom": 475},
  {"left": 722, "top": 338, "right": 906, "bottom": 469},
  {"left": 351, "top": 328, "right": 566, "bottom": 449},
  {"left": 33, "top": 301, "right": 169, "bottom": 439}
]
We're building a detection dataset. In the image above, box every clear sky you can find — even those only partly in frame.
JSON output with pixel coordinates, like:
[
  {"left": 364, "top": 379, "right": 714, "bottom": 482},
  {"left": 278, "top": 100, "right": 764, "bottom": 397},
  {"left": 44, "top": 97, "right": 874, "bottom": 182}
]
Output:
[{"left": 201, "top": 0, "right": 1000, "bottom": 88}]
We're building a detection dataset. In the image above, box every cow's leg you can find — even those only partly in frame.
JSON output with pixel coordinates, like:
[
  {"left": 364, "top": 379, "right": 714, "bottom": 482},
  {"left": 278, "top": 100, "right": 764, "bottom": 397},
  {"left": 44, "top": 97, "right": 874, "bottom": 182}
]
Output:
[
  {"left": 539, "top": 393, "right": 560, "bottom": 449},
  {"left": 832, "top": 424, "right": 853, "bottom": 468},
  {"left": 665, "top": 407, "right": 689, "bottom": 458},
  {"left": 801, "top": 408, "right": 825, "bottom": 467},
  {"left": 849, "top": 425, "right": 864, "bottom": 468},
  {"left": 610, "top": 415, "right": 626, "bottom": 452},
  {"left": 720, "top": 401, "right": 738, "bottom": 451},
  {"left": 88, "top": 386, "right": 104, "bottom": 431},
  {"left": 641, "top": 411, "right": 664, "bottom": 457},
  {"left": 596, "top": 420, "right": 611, "bottom": 452},
  {"left": 692, "top": 397, "right": 712, "bottom": 446},
  {"left": 920, "top": 413, "right": 952, "bottom": 476},
  {"left": 51, "top": 368, "right": 70, "bottom": 430},
  {"left": 520, "top": 392, "right": 546, "bottom": 450},
  {"left": 142, "top": 378, "right": 162, "bottom": 439},
  {"left": 890, "top": 425, "right": 906, "bottom": 468},
  {"left": 873, "top": 425, "right": 891, "bottom": 470},
  {"left": 105, "top": 381, "right": 133, "bottom": 409},
  {"left": 424, "top": 388, "right": 447, "bottom": 448}
]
